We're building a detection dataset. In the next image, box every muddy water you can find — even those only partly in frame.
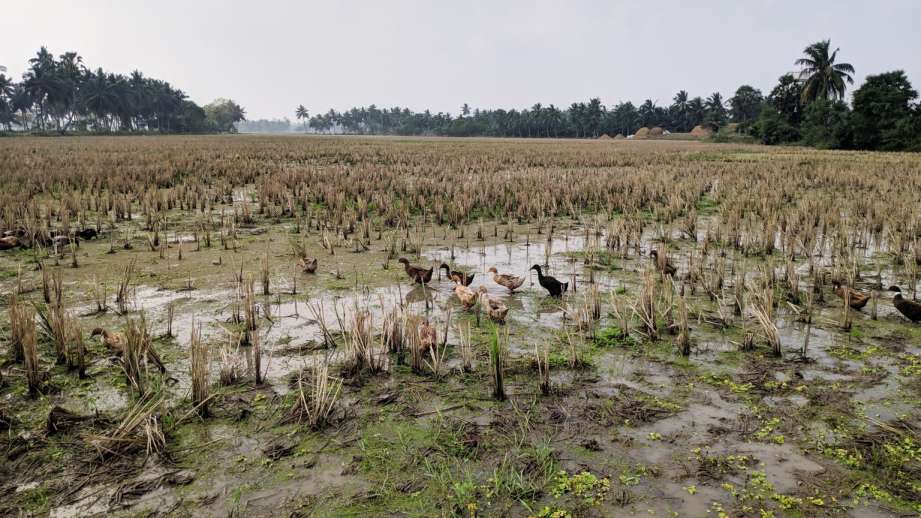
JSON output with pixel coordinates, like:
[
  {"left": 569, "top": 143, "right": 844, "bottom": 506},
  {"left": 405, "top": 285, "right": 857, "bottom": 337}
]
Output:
[{"left": 28, "top": 218, "right": 920, "bottom": 517}]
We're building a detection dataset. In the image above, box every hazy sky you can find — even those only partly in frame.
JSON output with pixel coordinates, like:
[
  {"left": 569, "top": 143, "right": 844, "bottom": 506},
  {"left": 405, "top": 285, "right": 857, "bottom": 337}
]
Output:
[{"left": 3, "top": 1, "right": 920, "bottom": 119}]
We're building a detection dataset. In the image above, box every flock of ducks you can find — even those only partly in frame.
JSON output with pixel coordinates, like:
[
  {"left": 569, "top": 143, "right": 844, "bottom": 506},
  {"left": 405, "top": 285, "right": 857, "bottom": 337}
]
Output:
[
  {"left": 397, "top": 257, "right": 571, "bottom": 324},
  {"left": 831, "top": 282, "right": 921, "bottom": 322},
  {"left": 398, "top": 250, "right": 921, "bottom": 325}
]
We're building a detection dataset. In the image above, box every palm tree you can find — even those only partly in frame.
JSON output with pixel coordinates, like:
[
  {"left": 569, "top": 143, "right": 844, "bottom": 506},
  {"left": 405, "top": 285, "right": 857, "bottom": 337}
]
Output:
[
  {"left": 0, "top": 73, "right": 16, "bottom": 130},
  {"left": 796, "top": 40, "right": 855, "bottom": 103},
  {"left": 295, "top": 104, "right": 308, "bottom": 131},
  {"left": 671, "top": 90, "right": 690, "bottom": 131},
  {"left": 23, "top": 47, "right": 60, "bottom": 130},
  {"left": 704, "top": 92, "right": 728, "bottom": 129}
]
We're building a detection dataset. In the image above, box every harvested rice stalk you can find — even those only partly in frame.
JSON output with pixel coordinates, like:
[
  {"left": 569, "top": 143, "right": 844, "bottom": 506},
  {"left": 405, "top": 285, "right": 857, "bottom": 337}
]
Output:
[{"left": 190, "top": 322, "right": 210, "bottom": 416}]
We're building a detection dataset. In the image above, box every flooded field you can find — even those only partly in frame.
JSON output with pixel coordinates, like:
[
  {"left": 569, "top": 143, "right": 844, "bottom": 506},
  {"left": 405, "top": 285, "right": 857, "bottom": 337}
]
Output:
[{"left": 1, "top": 136, "right": 920, "bottom": 517}]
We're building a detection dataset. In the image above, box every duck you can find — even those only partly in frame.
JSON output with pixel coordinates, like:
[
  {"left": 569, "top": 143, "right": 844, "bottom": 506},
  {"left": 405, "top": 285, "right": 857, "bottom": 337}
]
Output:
[
  {"left": 649, "top": 250, "right": 677, "bottom": 277},
  {"left": 440, "top": 263, "right": 474, "bottom": 286},
  {"left": 76, "top": 228, "right": 98, "bottom": 240},
  {"left": 299, "top": 257, "right": 318, "bottom": 274},
  {"left": 888, "top": 286, "right": 921, "bottom": 322},
  {"left": 0, "top": 236, "right": 19, "bottom": 251},
  {"left": 419, "top": 320, "right": 437, "bottom": 354},
  {"left": 398, "top": 257, "right": 433, "bottom": 285},
  {"left": 832, "top": 281, "right": 870, "bottom": 310},
  {"left": 453, "top": 281, "right": 478, "bottom": 309},
  {"left": 90, "top": 327, "right": 167, "bottom": 373},
  {"left": 478, "top": 287, "right": 509, "bottom": 323},
  {"left": 530, "top": 264, "right": 568, "bottom": 297},
  {"left": 488, "top": 267, "right": 525, "bottom": 293}
]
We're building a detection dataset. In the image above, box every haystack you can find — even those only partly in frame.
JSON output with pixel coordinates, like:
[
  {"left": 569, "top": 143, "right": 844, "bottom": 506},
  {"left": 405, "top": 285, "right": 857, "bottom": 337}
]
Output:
[
  {"left": 633, "top": 127, "right": 650, "bottom": 139},
  {"left": 690, "top": 125, "right": 712, "bottom": 138},
  {"left": 598, "top": 134, "right": 611, "bottom": 140},
  {"left": 613, "top": 133, "right": 625, "bottom": 140},
  {"left": 648, "top": 127, "right": 665, "bottom": 137}
]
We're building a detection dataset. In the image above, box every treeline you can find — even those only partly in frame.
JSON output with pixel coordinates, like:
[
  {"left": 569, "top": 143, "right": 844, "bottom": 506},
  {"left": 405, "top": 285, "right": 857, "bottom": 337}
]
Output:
[
  {"left": 752, "top": 70, "right": 920, "bottom": 151},
  {"left": 0, "top": 47, "right": 246, "bottom": 134},
  {"left": 299, "top": 40, "right": 921, "bottom": 152},
  {"left": 302, "top": 94, "right": 728, "bottom": 139}
]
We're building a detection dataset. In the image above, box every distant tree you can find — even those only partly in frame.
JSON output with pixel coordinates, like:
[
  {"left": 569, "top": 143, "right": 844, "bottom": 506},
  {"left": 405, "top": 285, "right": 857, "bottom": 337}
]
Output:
[
  {"left": 295, "top": 104, "right": 309, "bottom": 131},
  {"left": 703, "top": 92, "right": 728, "bottom": 129},
  {"left": 204, "top": 98, "right": 246, "bottom": 132},
  {"left": 461, "top": 103, "right": 471, "bottom": 117},
  {"left": 729, "top": 85, "right": 763, "bottom": 125},
  {"left": 767, "top": 74, "right": 804, "bottom": 125},
  {"left": 752, "top": 105, "right": 800, "bottom": 145},
  {"left": 850, "top": 70, "right": 918, "bottom": 151},
  {"left": 0, "top": 72, "right": 15, "bottom": 130},
  {"left": 687, "top": 97, "right": 706, "bottom": 128},
  {"left": 636, "top": 99, "right": 659, "bottom": 128},
  {"left": 796, "top": 40, "right": 855, "bottom": 103},
  {"left": 669, "top": 90, "right": 691, "bottom": 132},
  {"left": 605, "top": 102, "right": 638, "bottom": 136},
  {"left": 586, "top": 98, "right": 604, "bottom": 137},
  {"left": 801, "top": 99, "right": 851, "bottom": 149}
]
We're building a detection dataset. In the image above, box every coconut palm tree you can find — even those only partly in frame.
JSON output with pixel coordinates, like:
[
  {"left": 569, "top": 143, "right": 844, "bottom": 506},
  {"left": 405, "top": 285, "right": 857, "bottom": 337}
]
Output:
[
  {"left": 295, "top": 104, "right": 309, "bottom": 131},
  {"left": 671, "top": 90, "right": 690, "bottom": 132},
  {"left": 796, "top": 40, "right": 855, "bottom": 103},
  {"left": 0, "top": 73, "right": 16, "bottom": 130},
  {"left": 704, "top": 92, "right": 728, "bottom": 129}
]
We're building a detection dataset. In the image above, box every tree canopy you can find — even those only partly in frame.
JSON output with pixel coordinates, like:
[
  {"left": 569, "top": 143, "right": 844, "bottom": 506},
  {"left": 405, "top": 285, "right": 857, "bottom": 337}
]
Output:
[{"left": 0, "top": 47, "right": 243, "bottom": 134}]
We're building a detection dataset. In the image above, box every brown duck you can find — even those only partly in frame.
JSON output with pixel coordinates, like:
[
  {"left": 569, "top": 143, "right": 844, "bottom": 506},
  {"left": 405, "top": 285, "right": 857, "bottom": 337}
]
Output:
[
  {"left": 453, "top": 281, "right": 478, "bottom": 309},
  {"left": 889, "top": 286, "right": 921, "bottom": 322},
  {"left": 299, "top": 257, "right": 318, "bottom": 274},
  {"left": 0, "top": 236, "right": 20, "bottom": 251},
  {"left": 398, "top": 257, "right": 433, "bottom": 284},
  {"left": 440, "top": 263, "right": 474, "bottom": 286},
  {"left": 649, "top": 250, "right": 677, "bottom": 277},
  {"left": 90, "top": 327, "right": 167, "bottom": 373},
  {"left": 478, "top": 287, "right": 509, "bottom": 323},
  {"left": 832, "top": 281, "right": 869, "bottom": 310},
  {"left": 419, "top": 320, "right": 437, "bottom": 354},
  {"left": 488, "top": 267, "right": 525, "bottom": 293}
]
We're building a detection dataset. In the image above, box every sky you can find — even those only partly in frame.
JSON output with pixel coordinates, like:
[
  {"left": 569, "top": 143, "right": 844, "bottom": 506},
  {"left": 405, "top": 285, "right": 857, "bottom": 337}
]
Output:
[{"left": 2, "top": 0, "right": 920, "bottom": 120}]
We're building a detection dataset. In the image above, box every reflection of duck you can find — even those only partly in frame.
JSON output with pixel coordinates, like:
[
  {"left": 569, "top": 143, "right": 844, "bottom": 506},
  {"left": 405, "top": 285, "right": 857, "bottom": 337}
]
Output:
[
  {"left": 440, "top": 263, "right": 474, "bottom": 286},
  {"left": 454, "top": 282, "right": 478, "bottom": 309},
  {"left": 90, "top": 327, "right": 166, "bottom": 373},
  {"left": 404, "top": 285, "right": 434, "bottom": 305},
  {"left": 478, "top": 287, "right": 509, "bottom": 323},
  {"left": 530, "top": 265, "right": 567, "bottom": 297},
  {"left": 889, "top": 286, "right": 921, "bottom": 322},
  {"left": 398, "top": 257, "right": 433, "bottom": 284},
  {"left": 649, "top": 250, "right": 677, "bottom": 277},
  {"left": 488, "top": 267, "right": 525, "bottom": 293},
  {"left": 832, "top": 281, "right": 869, "bottom": 310}
]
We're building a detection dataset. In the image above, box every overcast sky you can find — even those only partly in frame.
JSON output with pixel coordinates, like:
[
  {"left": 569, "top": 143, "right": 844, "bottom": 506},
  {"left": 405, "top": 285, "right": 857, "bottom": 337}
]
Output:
[{"left": 3, "top": 0, "right": 920, "bottom": 119}]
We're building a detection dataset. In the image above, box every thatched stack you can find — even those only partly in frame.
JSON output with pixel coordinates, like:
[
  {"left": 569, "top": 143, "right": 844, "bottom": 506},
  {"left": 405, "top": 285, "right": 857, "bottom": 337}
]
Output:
[
  {"left": 690, "top": 125, "right": 712, "bottom": 138},
  {"left": 633, "top": 127, "right": 651, "bottom": 139}
]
